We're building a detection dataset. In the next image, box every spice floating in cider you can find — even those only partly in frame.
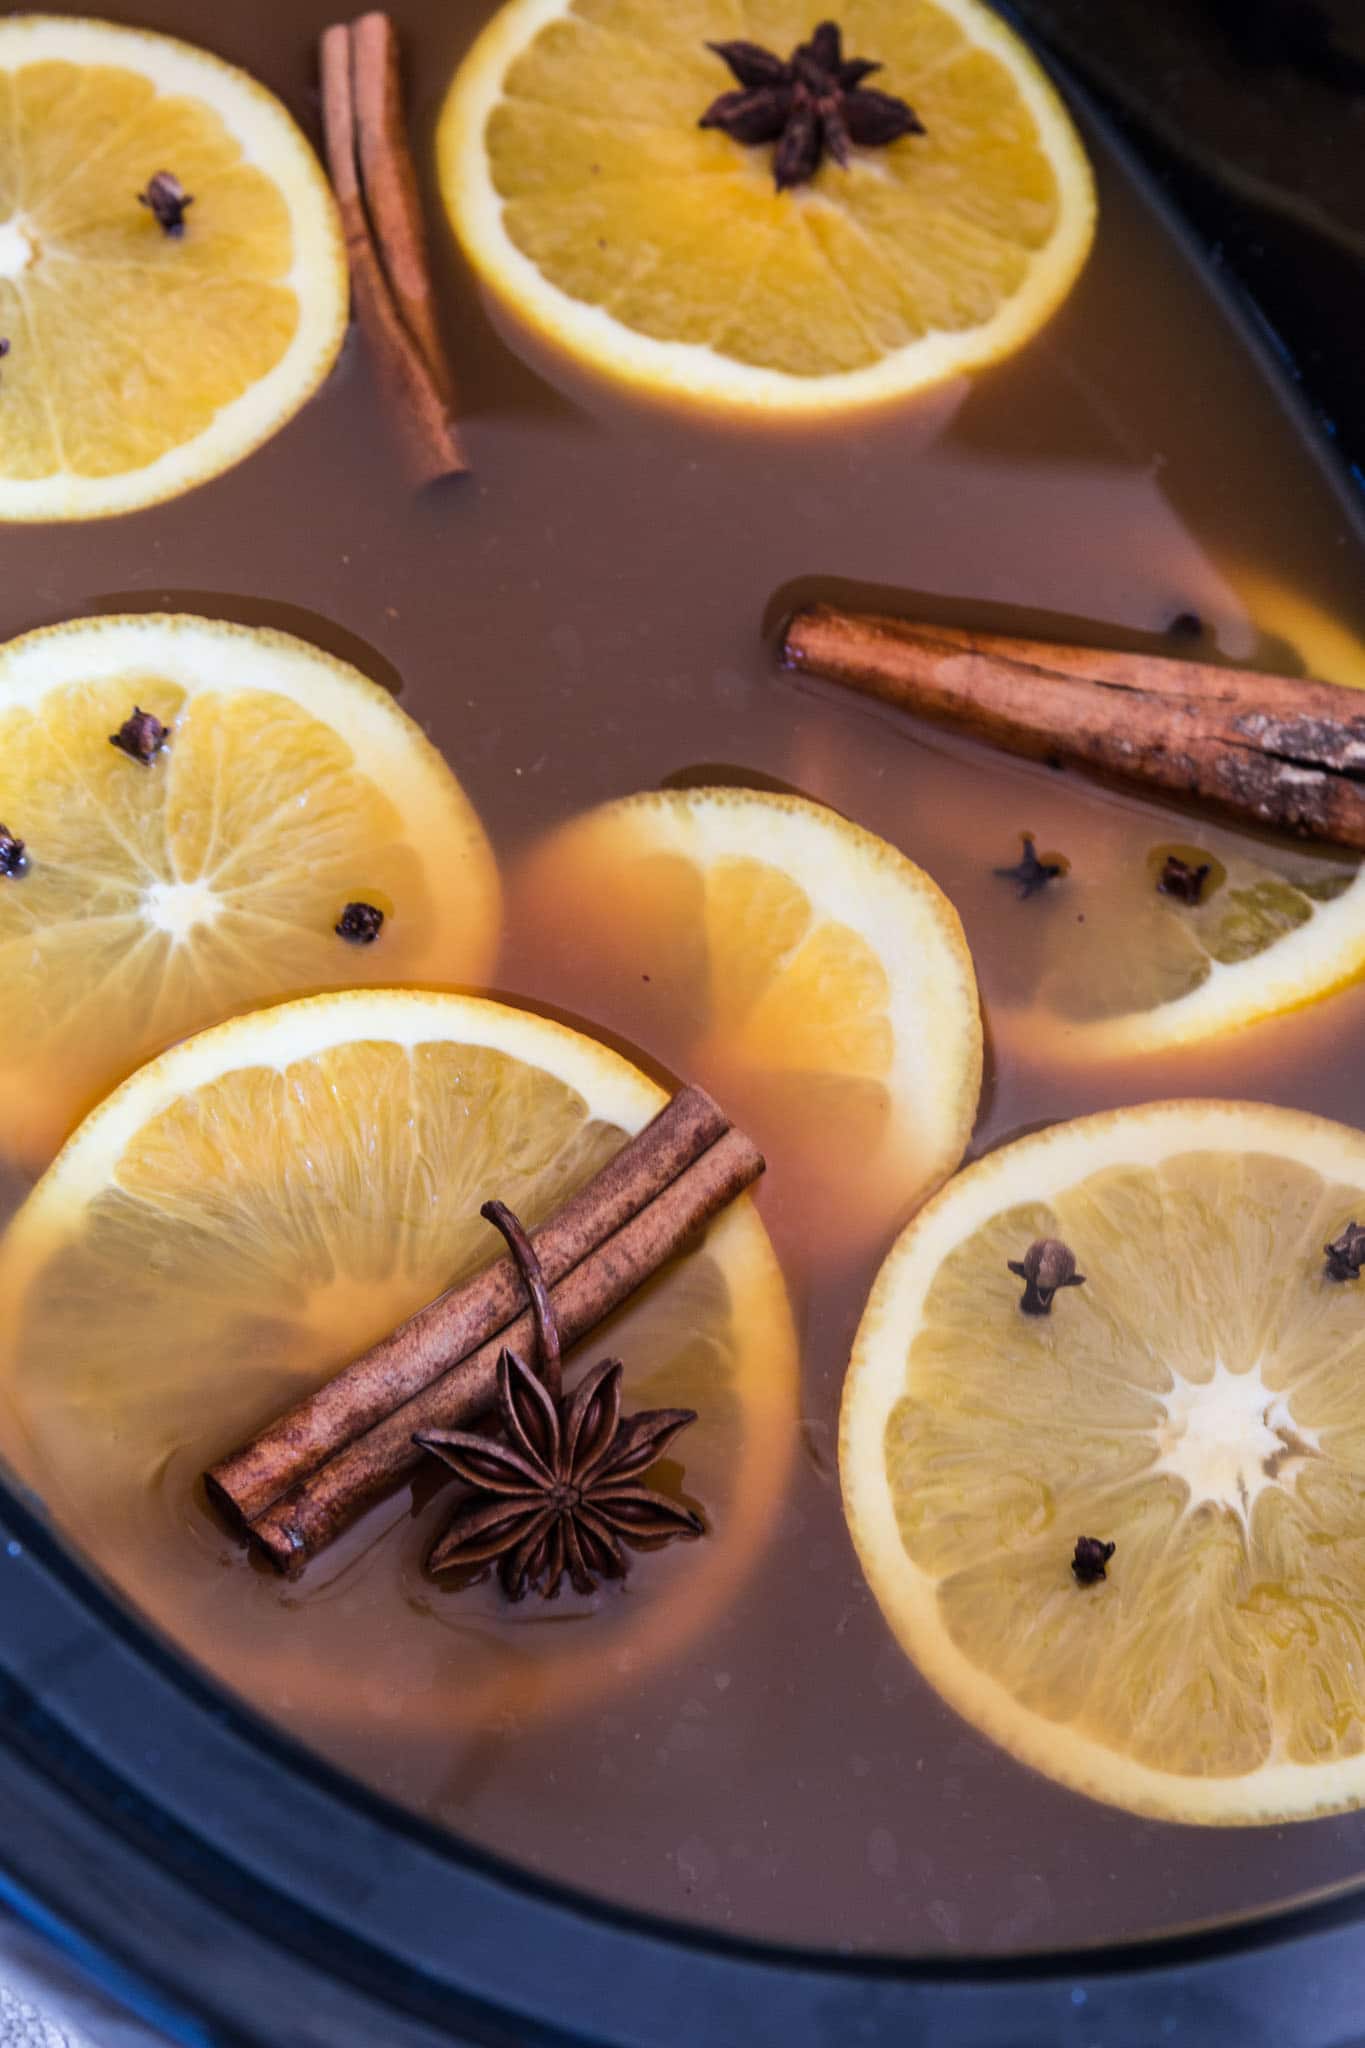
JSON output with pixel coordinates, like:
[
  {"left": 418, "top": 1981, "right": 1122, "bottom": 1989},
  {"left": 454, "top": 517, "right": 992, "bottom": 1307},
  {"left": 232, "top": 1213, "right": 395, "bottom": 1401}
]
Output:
[
  {"left": 782, "top": 604, "right": 1365, "bottom": 852},
  {"left": 137, "top": 168, "right": 194, "bottom": 235},
  {"left": 1006, "top": 1237, "right": 1085, "bottom": 1316},
  {"left": 1156, "top": 854, "right": 1213, "bottom": 906},
  {"left": 0, "top": 825, "right": 27, "bottom": 879},
  {"left": 1324, "top": 1222, "right": 1365, "bottom": 1283},
  {"left": 994, "top": 832, "right": 1066, "bottom": 901},
  {"left": 698, "top": 20, "right": 924, "bottom": 193},
  {"left": 423, "top": 1346, "right": 703, "bottom": 1596},
  {"left": 319, "top": 12, "right": 465, "bottom": 484},
  {"left": 420, "top": 1202, "right": 703, "bottom": 1600},
  {"left": 0, "top": 991, "right": 798, "bottom": 1750},
  {"left": 108, "top": 705, "right": 170, "bottom": 764},
  {"left": 1071, "top": 1536, "right": 1115, "bottom": 1586},
  {"left": 782, "top": 603, "right": 1365, "bottom": 1063},
  {"left": 334, "top": 900, "right": 385, "bottom": 943},
  {"left": 206, "top": 1082, "right": 763, "bottom": 1577}
]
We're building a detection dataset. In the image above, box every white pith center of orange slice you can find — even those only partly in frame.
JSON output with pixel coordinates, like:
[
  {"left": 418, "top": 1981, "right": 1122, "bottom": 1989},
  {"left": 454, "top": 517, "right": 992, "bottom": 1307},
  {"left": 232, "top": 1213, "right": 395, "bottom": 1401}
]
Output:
[
  {"left": 1152, "top": 1358, "right": 1320, "bottom": 1528},
  {"left": 0, "top": 217, "right": 37, "bottom": 278},
  {"left": 141, "top": 877, "right": 222, "bottom": 940}
]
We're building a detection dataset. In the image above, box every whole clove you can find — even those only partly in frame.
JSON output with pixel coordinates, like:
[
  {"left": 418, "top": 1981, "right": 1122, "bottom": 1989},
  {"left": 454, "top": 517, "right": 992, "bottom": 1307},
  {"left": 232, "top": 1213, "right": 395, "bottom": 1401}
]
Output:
[{"left": 1008, "top": 1238, "right": 1085, "bottom": 1316}]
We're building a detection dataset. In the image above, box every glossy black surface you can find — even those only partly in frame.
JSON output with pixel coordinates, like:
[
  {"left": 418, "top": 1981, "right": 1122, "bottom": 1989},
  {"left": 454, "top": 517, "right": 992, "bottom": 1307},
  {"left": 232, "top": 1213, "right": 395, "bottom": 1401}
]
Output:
[{"left": 1014, "top": 0, "right": 1365, "bottom": 482}]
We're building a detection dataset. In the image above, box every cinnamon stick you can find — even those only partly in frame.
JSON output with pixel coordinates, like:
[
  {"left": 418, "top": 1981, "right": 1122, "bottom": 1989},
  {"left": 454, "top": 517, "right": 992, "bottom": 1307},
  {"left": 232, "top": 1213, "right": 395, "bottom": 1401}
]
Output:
[
  {"left": 206, "top": 1084, "right": 729, "bottom": 1528},
  {"left": 783, "top": 606, "right": 1365, "bottom": 851},
  {"left": 244, "top": 1126, "right": 764, "bottom": 1576},
  {"left": 320, "top": 16, "right": 465, "bottom": 484},
  {"left": 350, "top": 13, "right": 452, "bottom": 400}
]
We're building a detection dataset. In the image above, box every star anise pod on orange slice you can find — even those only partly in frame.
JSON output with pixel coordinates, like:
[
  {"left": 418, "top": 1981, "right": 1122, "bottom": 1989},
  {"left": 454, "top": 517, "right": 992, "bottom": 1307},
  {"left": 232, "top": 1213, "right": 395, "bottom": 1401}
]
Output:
[
  {"left": 699, "top": 19, "right": 924, "bottom": 192},
  {"left": 419, "top": 1349, "right": 703, "bottom": 1599},
  {"left": 416, "top": 1200, "right": 704, "bottom": 1600}
]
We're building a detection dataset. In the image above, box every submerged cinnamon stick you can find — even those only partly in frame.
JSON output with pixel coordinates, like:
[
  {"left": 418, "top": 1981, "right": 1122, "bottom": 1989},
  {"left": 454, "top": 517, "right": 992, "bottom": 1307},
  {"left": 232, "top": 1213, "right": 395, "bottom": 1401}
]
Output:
[
  {"left": 783, "top": 606, "right": 1365, "bottom": 852},
  {"left": 206, "top": 1085, "right": 730, "bottom": 1528},
  {"left": 243, "top": 1126, "right": 763, "bottom": 1576},
  {"left": 320, "top": 14, "right": 465, "bottom": 483}
]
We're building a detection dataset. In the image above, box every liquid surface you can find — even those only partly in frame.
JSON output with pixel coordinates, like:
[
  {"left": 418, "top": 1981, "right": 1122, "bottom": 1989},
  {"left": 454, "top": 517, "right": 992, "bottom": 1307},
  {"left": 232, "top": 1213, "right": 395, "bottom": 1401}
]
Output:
[{"left": 5, "top": 0, "right": 1365, "bottom": 1961}]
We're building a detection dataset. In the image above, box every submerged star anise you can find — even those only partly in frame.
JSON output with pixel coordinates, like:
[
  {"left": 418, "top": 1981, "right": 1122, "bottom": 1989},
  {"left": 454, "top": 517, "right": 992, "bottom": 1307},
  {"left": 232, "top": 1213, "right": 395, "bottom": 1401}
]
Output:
[
  {"left": 699, "top": 20, "right": 924, "bottom": 192},
  {"left": 417, "top": 1202, "right": 704, "bottom": 1600}
]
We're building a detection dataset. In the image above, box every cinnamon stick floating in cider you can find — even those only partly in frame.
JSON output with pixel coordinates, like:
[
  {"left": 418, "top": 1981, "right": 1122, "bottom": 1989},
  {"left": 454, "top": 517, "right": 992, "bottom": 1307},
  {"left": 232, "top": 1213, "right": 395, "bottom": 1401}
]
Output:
[
  {"left": 319, "top": 12, "right": 466, "bottom": 483},
  {"left": 207, "top": 1084, "right": 727, "bottom": 1526},
  {"left": 206, "top": 1099, "right": 762, "bottom": 1576},
  {"left": 782, "top": 606, "right": 1365, "bottom": 852},
  {"left": 350, "top": 12, "right": 451, "bottom": 397},
  {"left": 247, "top": 1129, "right": 761, "bottom": 1576}
]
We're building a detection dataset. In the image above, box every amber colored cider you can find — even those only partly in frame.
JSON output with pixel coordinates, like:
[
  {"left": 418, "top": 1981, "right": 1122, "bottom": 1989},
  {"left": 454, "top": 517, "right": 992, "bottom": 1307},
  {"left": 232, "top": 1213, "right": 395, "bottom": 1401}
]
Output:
[{"left": 5, "top": 0, "right": 1365, "bottom": 1961}]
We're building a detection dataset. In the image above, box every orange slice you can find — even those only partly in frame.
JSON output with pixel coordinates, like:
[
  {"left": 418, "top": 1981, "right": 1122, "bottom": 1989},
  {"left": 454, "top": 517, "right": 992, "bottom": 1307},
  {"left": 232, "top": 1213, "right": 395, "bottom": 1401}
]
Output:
[
  {"left": 439, "top": 0, "right": 1095, "bottom": 413},
  {"left": 0, "top": 613, "right": 499, "bottom": 1164},
  {"left": 842, "top": 1099, "right": 1365, "bottom": 1823},
  {"left": 0, "top": 16, "right": 346, "bottom": 518},
  {"left": 516, "top": 786, "right": 982, "bottom": 1247},
  {"left": 0, "top": 989, "right": 799, "bottom": 1737}
]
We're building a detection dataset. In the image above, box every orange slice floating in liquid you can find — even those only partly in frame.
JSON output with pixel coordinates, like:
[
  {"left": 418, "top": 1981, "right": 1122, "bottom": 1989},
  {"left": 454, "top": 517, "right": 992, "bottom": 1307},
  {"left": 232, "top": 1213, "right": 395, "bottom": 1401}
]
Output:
[{"left": 0, "top": 989, "right": 799, "bottom": 1738}]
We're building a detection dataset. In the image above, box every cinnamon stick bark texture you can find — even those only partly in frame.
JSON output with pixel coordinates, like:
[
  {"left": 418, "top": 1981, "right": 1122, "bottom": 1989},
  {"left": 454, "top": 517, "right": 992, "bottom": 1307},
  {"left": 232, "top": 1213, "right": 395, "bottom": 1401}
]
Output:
[
  {"left": 783, "top": 607, "right": 1365, "bottom": 852},
  {"left": 351, "top": 13, "right": 453, "bottom": 398},
  {"left": 244, "top": 1126, "right": 764, "bottom": 1576},
  {"left": 206, "top": 1084, "right": 730, "bottom": 1528},
  {"left": 320, "top": 15, "right": 466, "bottom": 483}
]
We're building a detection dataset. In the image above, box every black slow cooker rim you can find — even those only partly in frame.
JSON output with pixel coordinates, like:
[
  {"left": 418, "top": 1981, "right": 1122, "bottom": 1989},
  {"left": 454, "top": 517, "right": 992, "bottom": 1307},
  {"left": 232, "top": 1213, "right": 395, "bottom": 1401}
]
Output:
[{"left": 5, "top": 1448, "right": 1365, "bottom": 2048}]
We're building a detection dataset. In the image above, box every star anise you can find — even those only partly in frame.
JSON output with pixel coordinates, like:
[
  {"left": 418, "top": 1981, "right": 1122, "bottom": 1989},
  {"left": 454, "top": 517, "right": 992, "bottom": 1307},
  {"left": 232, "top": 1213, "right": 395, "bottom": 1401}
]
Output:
[
  {"left": 994, "top": 832, "right": 1066, "bottom": 900},
  {"left": 699, "top": 20, "right": 924, "bottom": 192},
  {"left": 138, "top": 171, "right": 194, "bottom": 236},
  {"left": 417, "top": 1202, "right": 704, "bottom": 1600}
]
